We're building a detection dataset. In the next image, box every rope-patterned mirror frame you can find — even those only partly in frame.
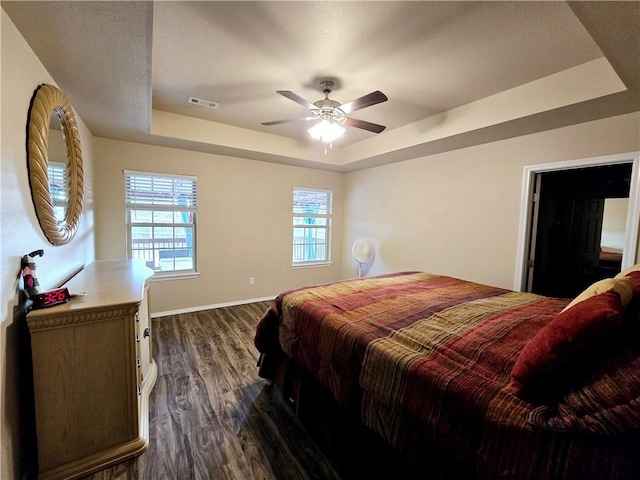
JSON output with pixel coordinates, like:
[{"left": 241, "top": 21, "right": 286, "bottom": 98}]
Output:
[{"left": 27, "top": 84, "right": 84, "bottom": 245}]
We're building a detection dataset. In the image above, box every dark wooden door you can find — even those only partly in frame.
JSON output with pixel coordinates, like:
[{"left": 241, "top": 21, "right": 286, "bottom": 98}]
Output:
[
  {"left": 567, "top": 198, "right": 604, "bottom": 268},
  {"left": 533, "top": 196, "right": 605, "bottom": 298}
]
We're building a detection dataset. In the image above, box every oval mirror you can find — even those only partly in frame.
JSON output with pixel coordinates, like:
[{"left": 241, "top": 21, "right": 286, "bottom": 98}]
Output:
[{"left": 27, "top": 84, "right": 84, "bottom": 245}]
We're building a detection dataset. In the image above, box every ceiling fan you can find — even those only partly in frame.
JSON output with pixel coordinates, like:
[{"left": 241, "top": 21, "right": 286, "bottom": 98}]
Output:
[{"left": 262, "top": 80, "right": 388, "bottom": 142}]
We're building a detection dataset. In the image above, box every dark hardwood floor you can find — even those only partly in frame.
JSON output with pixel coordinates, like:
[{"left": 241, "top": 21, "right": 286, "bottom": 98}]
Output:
[{"left": 83, "top": 301, "right": 344, "bottom": 480}]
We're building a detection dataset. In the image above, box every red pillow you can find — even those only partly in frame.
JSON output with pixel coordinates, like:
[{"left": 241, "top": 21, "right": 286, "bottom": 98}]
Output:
[
  {"left": 510, "top": 291, "right": 624, "bottom": 399},
  {"left": 624, "top": 270, "right": 640, "bottom": 296}
]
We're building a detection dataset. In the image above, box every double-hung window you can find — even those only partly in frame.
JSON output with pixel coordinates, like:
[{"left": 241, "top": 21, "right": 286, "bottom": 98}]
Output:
[
  {"left": 292, "top": 187, "right": 332, "bottom": 266},
  {"left": 125, "top": 171, "right": 198, "bottom": 277}
]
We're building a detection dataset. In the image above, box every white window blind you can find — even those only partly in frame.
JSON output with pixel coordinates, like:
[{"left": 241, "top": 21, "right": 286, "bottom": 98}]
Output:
[
  {"left": 47, "top": 161, "right": 67, "bottom": 219},
  {"left": 292, "top": 187, "right": 332, "bottom": 265},
  {"left": 125, "top": 172, "right": 197, "bottom": 211},
  {"left": 293, "top": 188, "right": 332, "bottom": 216},
  {"left": 124, "top": 171, "right": 198, "bottom": 276}
]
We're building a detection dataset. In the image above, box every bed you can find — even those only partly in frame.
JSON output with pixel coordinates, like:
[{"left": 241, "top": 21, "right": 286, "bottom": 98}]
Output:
[{"left": 254, "top": 270, "right": 640, "bottom": 479}]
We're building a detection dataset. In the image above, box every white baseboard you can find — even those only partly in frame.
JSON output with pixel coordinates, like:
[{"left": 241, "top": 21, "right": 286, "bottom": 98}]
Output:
[{"left": 151, "top": 295, "right": 275, "bottom": 318}]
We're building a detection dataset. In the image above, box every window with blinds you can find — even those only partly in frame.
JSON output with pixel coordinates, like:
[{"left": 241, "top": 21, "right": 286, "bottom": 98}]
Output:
[
  {"left": 48, "top": 161, "right": 67, "bottom": 219},
  {"left": 124, "top": 171, "right": 198, "bottom": 275},
  {"left": 292, "top": 187, "right": 332, "bottom": 266}
]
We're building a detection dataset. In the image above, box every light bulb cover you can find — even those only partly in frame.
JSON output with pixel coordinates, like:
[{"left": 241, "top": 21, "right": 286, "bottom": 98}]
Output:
[{"left": 308, "top": 119, "right": 345, "bottom": 143}]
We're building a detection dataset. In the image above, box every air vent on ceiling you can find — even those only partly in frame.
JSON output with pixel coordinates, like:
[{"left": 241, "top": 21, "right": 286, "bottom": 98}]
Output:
[{"left": 188, "top": 96, "right": 220, "bottom": 109}]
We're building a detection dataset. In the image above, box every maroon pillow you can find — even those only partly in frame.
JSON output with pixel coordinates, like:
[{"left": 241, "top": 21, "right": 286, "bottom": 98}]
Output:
[
  {"left": 624, "top": 270, "right": 640, "bottom": 296},
  {"left": 510, "top": 291, "right": 624, "bottom": 399}
]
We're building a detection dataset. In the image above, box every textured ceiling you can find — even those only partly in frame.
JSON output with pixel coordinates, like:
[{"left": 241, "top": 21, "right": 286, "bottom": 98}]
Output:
[{"left": 3, "top": 1, "right": 639, "bottom": 171}]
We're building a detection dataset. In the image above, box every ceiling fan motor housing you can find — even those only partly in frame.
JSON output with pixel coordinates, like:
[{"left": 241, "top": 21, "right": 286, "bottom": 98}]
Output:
[{"left": 314, "top": 98, "right": 341, "bottom": 108}]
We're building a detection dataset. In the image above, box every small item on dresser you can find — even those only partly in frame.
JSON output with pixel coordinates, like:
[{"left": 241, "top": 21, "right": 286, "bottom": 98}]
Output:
[
  {"left": 20, "top": 249, "right": 44, "bottom": 297},
  {"left": 70, "top": 290, "right": 87, "bottom": 298},
  {"left": 30, "top": 287, "right": 71, "bottom": 309}
]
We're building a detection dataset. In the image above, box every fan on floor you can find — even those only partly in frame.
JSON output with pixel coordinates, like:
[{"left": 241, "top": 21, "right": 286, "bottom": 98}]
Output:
[
  {"left": 352, "top": 239, "right": 375, "bottom": 278},
  {"left": 262, "top": 80, "right": 388, "bottom": 143}
]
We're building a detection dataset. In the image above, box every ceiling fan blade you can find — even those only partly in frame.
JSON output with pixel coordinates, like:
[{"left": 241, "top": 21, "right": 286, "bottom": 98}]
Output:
[
  {"left": 345, "top": 117, "right": 386, "bottom": 134},
  {"left": 277, "top": 90, "right": 316, "bottom": 110},
  {"left": 340, "top": 91, "right": 388, "bottom": 114},
  {"left": 261, "top": 116, "right": 311, "bottom": 126}
]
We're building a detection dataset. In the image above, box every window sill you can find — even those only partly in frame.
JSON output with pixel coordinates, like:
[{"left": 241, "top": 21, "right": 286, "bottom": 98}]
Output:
[
  {"left": 290, "top": 261, "right": 333, "bottom": 269},
  {"left": 151, "top": 271, "right": 200, "bottom": 282}
]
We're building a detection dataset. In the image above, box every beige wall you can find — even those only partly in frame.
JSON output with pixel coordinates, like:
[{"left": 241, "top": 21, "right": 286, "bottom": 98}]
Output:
[
  {"left": 1, "top": 10, "right": 96, "bottom": 479},
  {"left": 93, "top": 138, "right": 344, "bottom": 314},
  {"left": 342, "top": 112, "right": 640, "bottom": 288}
]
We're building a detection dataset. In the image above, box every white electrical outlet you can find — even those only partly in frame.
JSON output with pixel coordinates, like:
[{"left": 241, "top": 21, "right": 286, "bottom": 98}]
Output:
[{"left": 249, "top": 277, "right": 255, "bottom": 285}]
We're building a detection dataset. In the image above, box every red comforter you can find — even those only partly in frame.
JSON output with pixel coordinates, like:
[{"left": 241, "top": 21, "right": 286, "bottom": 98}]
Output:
[{"left": 255, "top": 272, "right": 640, "bottom": 479}]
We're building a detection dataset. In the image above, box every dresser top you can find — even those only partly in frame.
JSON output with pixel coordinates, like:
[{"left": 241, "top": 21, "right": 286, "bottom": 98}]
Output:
[{"left": 27, "top": 259, "right": 154, "bottom": 321}]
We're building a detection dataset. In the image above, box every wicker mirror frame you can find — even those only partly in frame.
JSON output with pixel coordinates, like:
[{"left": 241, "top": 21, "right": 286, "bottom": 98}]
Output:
[{"left": 27, "top": 84, "right": 84, "bottom": 245}]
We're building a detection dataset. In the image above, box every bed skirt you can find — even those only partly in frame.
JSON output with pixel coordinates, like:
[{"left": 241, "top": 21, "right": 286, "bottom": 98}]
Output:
[{"left": 258, "top": 350, "right": 476, "bottom": 480}]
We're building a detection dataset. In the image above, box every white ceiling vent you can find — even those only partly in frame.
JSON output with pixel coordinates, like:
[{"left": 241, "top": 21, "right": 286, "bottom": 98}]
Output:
[{"left": 188, "top": 96, "right": 220, "bottom": 109}]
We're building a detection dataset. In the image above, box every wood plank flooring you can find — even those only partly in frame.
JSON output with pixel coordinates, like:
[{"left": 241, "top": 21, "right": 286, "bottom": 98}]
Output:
[{"left": 83, "top": 301, "right": 344, "bottom": 480}]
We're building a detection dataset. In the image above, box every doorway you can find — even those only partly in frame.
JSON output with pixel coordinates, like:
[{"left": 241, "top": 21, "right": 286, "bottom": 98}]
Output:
[
  {"left": 515, "top": 152, "right": 640, "bottom": 296},
  {"left": 530, "top": 164, "right": 631, "bottom": 297}
]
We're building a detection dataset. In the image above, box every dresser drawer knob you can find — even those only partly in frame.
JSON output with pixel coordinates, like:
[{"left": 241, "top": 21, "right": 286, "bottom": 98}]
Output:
[
  {"left": 144, "top": 327, "right": 151, "bottom": 338},
  {"left": 135, "top": 313, "right": 140, "bottom": 323},
  {"left": 136, "top": 334, "right": 140, "bottom": 343},
  {"left": 137, "top": 358, "right": 141, "bottom": 368}
]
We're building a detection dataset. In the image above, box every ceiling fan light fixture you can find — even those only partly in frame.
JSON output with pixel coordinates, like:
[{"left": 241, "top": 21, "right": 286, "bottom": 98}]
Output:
[
  {"left": 308, "top": 118, "right": 345, "bottom": 143},
  {"left": 263, "top": 81, "right": 387, "bottom": 144}
]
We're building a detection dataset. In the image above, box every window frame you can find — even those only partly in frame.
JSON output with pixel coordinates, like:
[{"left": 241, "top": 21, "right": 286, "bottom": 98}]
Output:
[
  {"left": 291, "top": 187, "right": 333, "bottom": 268},
  {"left": 124, "top": 170, "right": 198, "bottom": 279}
]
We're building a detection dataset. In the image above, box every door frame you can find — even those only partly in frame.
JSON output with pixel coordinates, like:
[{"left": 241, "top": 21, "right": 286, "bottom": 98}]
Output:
[{"left": 514, "top": 151, "right": 640, "bottom": 291}]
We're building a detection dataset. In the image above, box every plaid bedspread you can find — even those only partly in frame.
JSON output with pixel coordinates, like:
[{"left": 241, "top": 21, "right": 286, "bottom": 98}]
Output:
[{"left": 254, "top": 272, "right": 640, "bottom": 479}]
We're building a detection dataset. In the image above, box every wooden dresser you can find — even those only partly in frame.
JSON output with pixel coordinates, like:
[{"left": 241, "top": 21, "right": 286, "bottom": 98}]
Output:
[{"left": 27, "top": 260, "right": 157, "bottom": 480}]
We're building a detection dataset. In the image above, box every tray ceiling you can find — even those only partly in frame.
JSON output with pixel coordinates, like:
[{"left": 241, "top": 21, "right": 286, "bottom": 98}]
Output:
[{"left": 4, "top": 1, "right": 639, "bottom": 171}]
